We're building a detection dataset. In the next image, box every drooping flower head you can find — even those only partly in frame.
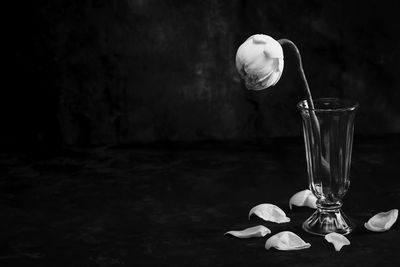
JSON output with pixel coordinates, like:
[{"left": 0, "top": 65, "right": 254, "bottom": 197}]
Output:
[{"left": 235, "top": 34, "right": 284, "bottom": 90}]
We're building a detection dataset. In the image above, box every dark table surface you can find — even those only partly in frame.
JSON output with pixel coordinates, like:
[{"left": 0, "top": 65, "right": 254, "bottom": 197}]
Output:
[{"left": 1, "top": 134, "right": 399, "bottom": 267}]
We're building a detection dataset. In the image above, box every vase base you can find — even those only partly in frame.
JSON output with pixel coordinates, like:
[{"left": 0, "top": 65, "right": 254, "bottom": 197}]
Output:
[{"left": 302, "top": 208, "right": 355, "bottom": 236}]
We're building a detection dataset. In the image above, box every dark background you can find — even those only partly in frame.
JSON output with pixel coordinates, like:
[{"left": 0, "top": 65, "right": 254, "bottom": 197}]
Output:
[
  {"left": 3, "top": 1, "right": 400, "bottom": 266},
  {"left": 6, "top": 0, "right": 400, "bottom": 149}
]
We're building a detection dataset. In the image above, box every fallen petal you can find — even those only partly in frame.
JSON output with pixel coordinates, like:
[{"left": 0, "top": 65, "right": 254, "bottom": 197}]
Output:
[
  {"left": 265, "top": 231, "right": 311, "bottom": 251},
  {"left": 325, "top": 233, "right": 350, "bottom": 251},
  {"left": 289, "top": 189, "right": 317, "bottom": 209},
  {"left": 249, "top": 204, "right": 290, "bottom": 223},
  {"left": 305, "top": 193, "right": 317, "bottom": 209},
  {"left": 364, "top": 209, "right": 398, "bottom": 232},
  {"left": 225, "top": 225, "right": 271, "bottom": 238}
]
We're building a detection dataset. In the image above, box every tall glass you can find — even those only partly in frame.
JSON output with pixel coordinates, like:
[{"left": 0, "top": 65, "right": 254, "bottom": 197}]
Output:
[{"left": 298, "top": 98, "right": 358, "bottom": 236}]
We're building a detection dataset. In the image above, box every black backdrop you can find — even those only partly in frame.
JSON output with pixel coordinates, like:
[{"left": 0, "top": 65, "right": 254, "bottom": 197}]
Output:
[{"left": 6, "top": 0, "right": 400, "bottom": 149}]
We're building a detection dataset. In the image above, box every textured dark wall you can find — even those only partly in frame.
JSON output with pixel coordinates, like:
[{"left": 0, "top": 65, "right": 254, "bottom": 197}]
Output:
[{"left": 7, "top": 0, "right": 400, "bottom": 147}]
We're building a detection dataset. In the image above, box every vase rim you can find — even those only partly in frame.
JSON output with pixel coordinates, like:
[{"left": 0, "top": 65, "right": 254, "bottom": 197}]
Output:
[{"left": 297, "top": 98, "right": 359, "bottom": 112}]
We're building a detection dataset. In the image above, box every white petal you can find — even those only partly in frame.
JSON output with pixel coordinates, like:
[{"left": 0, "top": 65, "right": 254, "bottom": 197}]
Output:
[
  {"left": 305, "top": 194, "right": 317, "bottom": 209},
  {"left": 364, "top": 209, "right": 398, "bottom": 232},
  {"left": 262, "top": 71, "right": 280, "bottom": 88},
  {"left": 324, "top": 233, "right": 350, "bottom": 251},
  {"left": 265, "top": 231, "right": 311, "bottom": 251},
  {"left": 249, "top": 204, "right": 290, "bottom": 223},
  {"left": 257, "top": 58, "right": 283, "bottom": 88},
  {"left": 289, "top": 189, "right": 317, "bottom": 209},
  {"left": 260, "top": 35, "right": 284, "bottom": 59},
  {"left": 225, "top": 225, "right": 271, "bottom": 238},
  {"left": 271, "top": 59, "right": 284, "bottom": 86}
]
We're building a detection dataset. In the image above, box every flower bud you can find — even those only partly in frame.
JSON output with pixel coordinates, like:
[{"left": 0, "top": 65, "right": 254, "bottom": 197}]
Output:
[{"left": 235, "top": 34, "right": 284, "bottom": 90}]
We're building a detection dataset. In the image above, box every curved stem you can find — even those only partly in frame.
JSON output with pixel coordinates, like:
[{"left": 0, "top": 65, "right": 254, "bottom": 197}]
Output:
[
  {"left": 278, "top": 39, "right": 314, "bottom": 110},
  {"left": 278, "top": 39, "right": 330, "bottom": 179}
]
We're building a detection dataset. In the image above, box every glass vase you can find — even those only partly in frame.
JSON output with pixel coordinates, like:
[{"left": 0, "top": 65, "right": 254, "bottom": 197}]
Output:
[{"left": 298, "top": 98, "right": 359, "bottom": 236}]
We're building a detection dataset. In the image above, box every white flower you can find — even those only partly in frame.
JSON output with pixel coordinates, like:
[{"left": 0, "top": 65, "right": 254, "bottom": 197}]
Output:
[{"left": 235, "top": 34, "right": 284, "bottom": 90}]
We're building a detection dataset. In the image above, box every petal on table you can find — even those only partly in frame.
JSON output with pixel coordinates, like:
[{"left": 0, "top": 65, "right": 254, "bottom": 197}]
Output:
[
  {"left": 289, "top": 189, "right": 317, "bottom": 209},
  {"left": 364, "top": 209, "right": 398, "bottom": 232},
  {"left": 265, "top": 231, "right": 311, "bottom": 251},
  {"left": 249, "top": 204, "right": 290, "bottom": 223},
  {"left": 324, "top": 233, "right": 350, "bottom": 251},
  {"left": 225, "top": 225, "right": 271, "bottom": 238}
]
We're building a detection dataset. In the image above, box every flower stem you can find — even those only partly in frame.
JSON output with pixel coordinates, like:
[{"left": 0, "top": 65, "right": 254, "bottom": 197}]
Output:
[
  {"left": 278, "top": 39, "right": 314, "bottom": 110},
  {"left": 278, "top": 39, "right": 330, "bottom": 178}
]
